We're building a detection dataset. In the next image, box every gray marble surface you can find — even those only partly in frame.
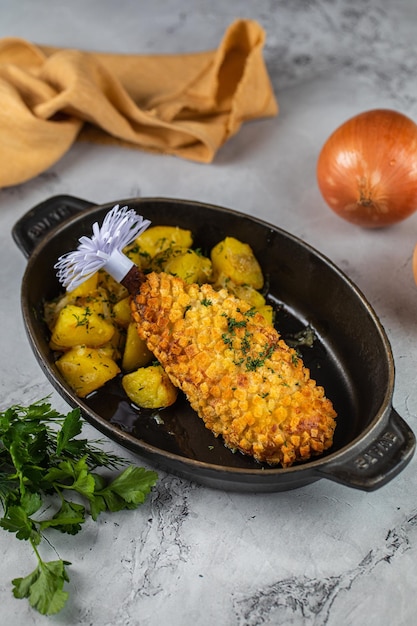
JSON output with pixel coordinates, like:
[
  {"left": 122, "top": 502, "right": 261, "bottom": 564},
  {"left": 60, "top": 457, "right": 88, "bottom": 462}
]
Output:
[{"left": 1, "top": 0, "right": 417, "bottom": 624}]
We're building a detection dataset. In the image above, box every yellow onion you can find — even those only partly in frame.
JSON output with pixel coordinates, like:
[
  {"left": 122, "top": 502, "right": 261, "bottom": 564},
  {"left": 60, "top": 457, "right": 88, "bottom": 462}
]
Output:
[{"left": 316, "top": 109, "right": 417, "bottom": 228}]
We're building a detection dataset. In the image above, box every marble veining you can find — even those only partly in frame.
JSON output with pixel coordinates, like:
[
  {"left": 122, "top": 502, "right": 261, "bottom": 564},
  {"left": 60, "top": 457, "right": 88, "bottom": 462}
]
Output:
[
  {"left": 232, "top": 510, "right": 417, "bottom": 625},
  {"left": 262, "top": 0, "right": 417, "bottom": 112}
]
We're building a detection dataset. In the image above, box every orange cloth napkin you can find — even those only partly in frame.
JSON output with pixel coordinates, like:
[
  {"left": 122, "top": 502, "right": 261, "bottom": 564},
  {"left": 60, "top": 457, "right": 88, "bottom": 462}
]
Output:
[{"left": 0, "top": 19, "right": 278, "bottom": 188}]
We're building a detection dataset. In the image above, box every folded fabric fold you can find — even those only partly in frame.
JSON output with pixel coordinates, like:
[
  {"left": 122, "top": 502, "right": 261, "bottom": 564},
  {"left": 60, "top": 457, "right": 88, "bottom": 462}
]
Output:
[{"left": 0, "top": 19, "right": 278, "bottom": 188}]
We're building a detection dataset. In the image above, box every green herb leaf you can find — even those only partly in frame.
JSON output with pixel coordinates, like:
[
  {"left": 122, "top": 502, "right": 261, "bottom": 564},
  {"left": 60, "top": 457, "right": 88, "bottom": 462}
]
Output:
[
  {"left": 56, "top": 408, "right": 82, "bottom": 455},
  {"left": 12, "top": 559, "right": 70, "bottom": 616},
  {"left": 90, "top": 466, "right": 158, "bottom": 520},
  {"left": 0, "top": 398, "right": 158, "bottom": 616},
  {"left": 20, "top": 491, "right": 42, "bottom": 516},
  {"left": 107, "top": 466, "right": 158, "bottom": 505},
  {"left": 0, "top": 505, "right": 41, "bottom": 544},
  {"left": 40, "top": 500, "right": 85, "bottom": 534}
]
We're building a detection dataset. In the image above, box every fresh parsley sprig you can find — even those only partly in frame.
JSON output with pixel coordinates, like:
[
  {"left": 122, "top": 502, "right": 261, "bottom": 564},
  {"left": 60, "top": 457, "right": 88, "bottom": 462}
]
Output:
[{"left": 0, "top": 398, "right": 158, "bottom": 616}]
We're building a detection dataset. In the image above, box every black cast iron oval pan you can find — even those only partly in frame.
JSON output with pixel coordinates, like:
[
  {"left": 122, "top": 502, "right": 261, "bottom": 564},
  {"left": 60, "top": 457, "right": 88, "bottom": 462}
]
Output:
[{"left": 12, "top": 195, "right": 416, "bottom": 492}]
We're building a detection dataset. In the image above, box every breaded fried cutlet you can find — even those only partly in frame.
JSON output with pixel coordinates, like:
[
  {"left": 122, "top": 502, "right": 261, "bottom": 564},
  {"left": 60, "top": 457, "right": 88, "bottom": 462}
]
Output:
[{"left": 131, "top": 271, "right": 337, "bottom": 467}]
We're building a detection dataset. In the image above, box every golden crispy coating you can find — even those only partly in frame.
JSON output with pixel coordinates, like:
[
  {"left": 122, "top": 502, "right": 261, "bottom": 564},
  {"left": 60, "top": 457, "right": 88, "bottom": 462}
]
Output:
[{"left": 131, "top": 272, "right": 337, "bottom": 467}]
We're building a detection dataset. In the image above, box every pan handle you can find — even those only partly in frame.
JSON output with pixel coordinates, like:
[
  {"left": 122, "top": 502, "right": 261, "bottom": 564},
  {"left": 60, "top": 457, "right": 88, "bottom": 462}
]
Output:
[
  {"left": 12, "top": 194, "right": 94, "bottom": 258},
  {"left": 315, "top": 407, "right": 416, "bottom": 491}
]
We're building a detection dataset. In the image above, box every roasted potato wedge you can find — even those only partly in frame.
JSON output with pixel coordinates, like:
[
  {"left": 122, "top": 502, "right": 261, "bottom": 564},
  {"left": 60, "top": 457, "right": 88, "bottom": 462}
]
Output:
[
  {"left": 112, "top": 296, "right": 133, "bottom": 328},
  {"left": 50, "top": 304, "right": 115, "bottom": 349},
  {"left": 122, "top": 364, "right": 178, "bottom": 408},
  {"left": 211, "top": 237, "right": 264, "bottom": 289},
  {"left": 56, "top": 346, "right": 120, "bottom": 397},
  {"left": 163, "top": 248, "right": 212, "bottom": 284},
  {"left": 125, "top": 226, "right": 193, "bottom": 268},
  {"left": 122, "top": 322, "right": 153, "bottom": 372}
]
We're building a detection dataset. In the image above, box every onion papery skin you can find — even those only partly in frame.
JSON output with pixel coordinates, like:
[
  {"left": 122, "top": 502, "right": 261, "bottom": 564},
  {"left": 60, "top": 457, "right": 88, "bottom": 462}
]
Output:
[{"left": 316, "top": 109, "right": 417, "bottom": 228}]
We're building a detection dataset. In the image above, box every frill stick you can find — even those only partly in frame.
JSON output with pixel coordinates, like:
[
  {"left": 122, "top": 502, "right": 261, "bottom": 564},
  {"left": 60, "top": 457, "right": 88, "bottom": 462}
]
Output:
[{"left": 54, "top": 204, "right": 150, "bottom": 293}]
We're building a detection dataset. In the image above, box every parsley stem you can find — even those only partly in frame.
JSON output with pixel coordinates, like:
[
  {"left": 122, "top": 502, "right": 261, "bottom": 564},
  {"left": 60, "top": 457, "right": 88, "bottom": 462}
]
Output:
[{"left": 31, "top": 537, "right": 43, "bottom": 566}]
